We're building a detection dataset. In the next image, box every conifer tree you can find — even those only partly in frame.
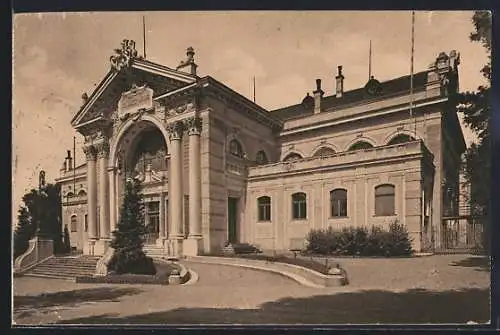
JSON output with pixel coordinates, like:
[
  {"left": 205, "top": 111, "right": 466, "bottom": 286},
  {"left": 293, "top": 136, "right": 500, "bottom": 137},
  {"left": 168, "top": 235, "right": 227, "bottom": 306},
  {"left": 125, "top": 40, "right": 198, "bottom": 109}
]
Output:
[{"left": 108, "top": 179, "right": 156, "bottom": 275}]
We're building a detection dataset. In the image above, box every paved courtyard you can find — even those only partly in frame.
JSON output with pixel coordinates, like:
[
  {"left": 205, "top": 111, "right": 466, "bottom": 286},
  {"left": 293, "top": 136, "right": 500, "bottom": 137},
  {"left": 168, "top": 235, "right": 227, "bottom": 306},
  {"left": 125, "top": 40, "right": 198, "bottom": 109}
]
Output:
[{"left": 12, "top": 254, "right": 490, "bottom": 325}]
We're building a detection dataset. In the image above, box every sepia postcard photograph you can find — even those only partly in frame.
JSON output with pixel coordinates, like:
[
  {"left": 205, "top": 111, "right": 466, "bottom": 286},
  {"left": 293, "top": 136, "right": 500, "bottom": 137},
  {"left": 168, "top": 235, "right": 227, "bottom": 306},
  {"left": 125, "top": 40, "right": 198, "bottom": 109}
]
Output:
[{"left": 12, "top": 10, "right": 492, "bottom": 326}]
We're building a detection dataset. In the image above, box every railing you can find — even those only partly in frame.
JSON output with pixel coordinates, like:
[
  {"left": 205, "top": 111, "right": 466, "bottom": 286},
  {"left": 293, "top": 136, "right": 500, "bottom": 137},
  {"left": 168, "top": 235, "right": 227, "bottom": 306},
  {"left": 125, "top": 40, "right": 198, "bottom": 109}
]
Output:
[{"left": 442, "top": 216, "right": 483, "bottom": 250}]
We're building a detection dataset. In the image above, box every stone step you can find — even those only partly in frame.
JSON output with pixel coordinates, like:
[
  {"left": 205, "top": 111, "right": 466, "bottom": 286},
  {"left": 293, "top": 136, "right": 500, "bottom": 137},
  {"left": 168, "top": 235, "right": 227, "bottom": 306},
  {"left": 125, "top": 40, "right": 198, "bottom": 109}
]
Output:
[
  {"left": 23, "top": 273, "right": 76, "bottom": 280},
  {"left": 34, "top": 265, "right": 96, "bottom": 272},
  {"left": 22, "top": 256, "right": 100, "bottom": 280},
  {"left": 29, "top": 271, "right": 94, "bottom": 278}
]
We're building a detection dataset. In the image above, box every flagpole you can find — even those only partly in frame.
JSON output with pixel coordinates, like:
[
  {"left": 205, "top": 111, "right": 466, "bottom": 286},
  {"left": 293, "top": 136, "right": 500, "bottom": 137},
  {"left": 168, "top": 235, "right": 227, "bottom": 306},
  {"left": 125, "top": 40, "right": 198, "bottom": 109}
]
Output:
[
  {"left": 253, "top": 76, "right": 256, "bottom": 103},
  {"left": 369, "top": 40, "right": 372, "bottom": 80},
  {"left": 142, "top": 15, "right": 147, "bottom": 59},
  {"left": 409, "top": 11, "right": 416, "bottom": 138},
  {"left": 73, "top": 136, "right": 76, "bottom": 194}
]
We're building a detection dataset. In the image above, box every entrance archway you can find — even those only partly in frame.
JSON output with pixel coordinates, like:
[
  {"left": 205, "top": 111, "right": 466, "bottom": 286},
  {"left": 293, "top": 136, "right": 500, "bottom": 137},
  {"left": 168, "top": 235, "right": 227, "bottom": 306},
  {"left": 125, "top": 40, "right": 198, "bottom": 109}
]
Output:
[{"left": 111, "top": 119, "right": 170, "bottom": 245}]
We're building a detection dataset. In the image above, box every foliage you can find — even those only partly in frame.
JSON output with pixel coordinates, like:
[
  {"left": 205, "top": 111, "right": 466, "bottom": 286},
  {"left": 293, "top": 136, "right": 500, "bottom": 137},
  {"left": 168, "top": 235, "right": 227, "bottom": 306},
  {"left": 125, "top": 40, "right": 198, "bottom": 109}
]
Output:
[
  {"left": 108, "top": 180, "right": 156, "bottom": 275},
  {"left": 456, "top": 10, "right": 492, "bottom": 254},
  {"left": 13, "top": 207, "right": 34, "bottom": 259},
  {"left": 306, "top": 222, "right": 413, "bottom": 257}
]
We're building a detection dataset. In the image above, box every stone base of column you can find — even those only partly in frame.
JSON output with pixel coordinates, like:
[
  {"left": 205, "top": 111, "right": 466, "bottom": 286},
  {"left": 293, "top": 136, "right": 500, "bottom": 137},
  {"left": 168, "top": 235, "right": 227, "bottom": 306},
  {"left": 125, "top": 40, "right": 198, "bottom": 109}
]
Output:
[
  {"left": 84, "top": 239, "right": 97, "bottom": 256},
  {"left": 156, "top": 237, "right": 166, "bottom": 248},
  {"left": 183, "top": 236, "right": 203, "bottom": 256},
  {"left": 168, "top": 237, "right": 184, "bottom": 258},
  {"left": 94, "top": 238, "right": 111, "bottom": 256}
]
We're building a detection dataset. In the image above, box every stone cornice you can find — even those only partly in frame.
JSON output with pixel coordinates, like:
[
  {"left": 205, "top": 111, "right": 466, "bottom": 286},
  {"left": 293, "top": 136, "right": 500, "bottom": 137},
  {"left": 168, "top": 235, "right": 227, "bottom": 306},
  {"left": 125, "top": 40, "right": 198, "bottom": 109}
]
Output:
[
  {"left": 280, "top": 96, "right": 448, "bottom": 137},
  {"left": 199, "top": 77, "right": 283, "bottom": 132}
]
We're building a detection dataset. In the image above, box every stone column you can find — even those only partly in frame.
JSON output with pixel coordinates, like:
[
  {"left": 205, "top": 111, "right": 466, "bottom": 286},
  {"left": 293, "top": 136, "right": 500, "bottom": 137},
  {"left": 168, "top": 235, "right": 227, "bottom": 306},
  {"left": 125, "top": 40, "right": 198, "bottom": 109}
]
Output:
[
  {"left": 97, "top": 140, "right": 109, "bottom": 254},
  {"left": 167, "top": 121, "right": 184, "bottom": 257},
  {"left": 108, "top": 167, "right": 116, "bottom": 235},
  {"left": 185, "top": 116, "right": 203, "bottom": 256},
  {"left": 83, "top": 145, "right": 97, "bottom": 255},
  {"left": 157, "top": 193, "right": 166, "bottom": 246}
]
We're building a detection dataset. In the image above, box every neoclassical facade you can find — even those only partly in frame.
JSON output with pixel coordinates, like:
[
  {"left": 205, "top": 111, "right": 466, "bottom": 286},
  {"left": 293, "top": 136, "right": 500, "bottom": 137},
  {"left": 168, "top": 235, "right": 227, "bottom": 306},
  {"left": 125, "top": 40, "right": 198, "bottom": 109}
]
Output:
[{"left": 56, "top": 40, "right": 465, "bottom": 256}]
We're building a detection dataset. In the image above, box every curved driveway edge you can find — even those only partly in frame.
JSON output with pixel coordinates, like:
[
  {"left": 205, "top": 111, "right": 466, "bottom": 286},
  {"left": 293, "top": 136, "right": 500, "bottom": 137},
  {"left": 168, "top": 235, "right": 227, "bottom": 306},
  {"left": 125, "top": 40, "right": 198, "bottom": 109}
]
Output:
[{"left": 183, "top": 256, "right": 345, "bottom": 288}]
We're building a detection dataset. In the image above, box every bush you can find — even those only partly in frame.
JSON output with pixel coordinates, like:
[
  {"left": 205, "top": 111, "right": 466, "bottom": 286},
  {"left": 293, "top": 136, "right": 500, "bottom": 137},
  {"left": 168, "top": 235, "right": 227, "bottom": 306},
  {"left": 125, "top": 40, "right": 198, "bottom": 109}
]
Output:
[
  {"left": 306, "top": 222, "right": 413, "bottom": 257},
  {"left": 108, "top": 249, "right": 157, "bottom": 275}
]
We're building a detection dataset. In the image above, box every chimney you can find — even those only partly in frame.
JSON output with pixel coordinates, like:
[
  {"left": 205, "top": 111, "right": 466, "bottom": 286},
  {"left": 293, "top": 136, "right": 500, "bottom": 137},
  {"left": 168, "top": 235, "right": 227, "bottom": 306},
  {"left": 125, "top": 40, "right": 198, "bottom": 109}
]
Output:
[
  {"left": 313, "top": 79, "right": 324, "bottom": 114},
  {"left": 176, "top": 47, "right": 198, "bottom": 76},
  {"left": 336, "top": 66, "right": 344, "bottom": 97},
  {"left": 66, "top": 150, "right": 72, "bottom": 172}
]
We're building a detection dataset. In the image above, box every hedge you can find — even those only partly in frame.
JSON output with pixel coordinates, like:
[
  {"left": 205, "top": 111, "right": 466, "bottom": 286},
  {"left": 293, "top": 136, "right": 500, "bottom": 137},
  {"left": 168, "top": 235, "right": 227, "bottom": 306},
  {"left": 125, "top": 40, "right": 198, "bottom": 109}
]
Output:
[{"left": 306, "top": 222, "right": 413, "bottom": 257}]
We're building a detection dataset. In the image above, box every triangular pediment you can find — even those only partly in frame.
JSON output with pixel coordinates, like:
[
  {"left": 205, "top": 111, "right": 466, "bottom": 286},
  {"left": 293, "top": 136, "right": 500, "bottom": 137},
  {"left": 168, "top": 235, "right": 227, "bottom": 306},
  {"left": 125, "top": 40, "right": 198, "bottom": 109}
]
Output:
[{"left": 71, "top": 59, "right": 197, "bottom": 128}]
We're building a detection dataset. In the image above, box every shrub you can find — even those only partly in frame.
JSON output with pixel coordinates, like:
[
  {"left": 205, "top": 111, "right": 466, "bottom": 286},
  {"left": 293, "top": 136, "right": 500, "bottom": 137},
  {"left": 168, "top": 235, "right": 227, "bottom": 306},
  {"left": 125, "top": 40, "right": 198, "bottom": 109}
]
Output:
[
  {"left": 306, "top": 222, "right": 413, "bottom": 257},
  {"left": 386, "top": 221, "right": 413, "bottom": 256}
]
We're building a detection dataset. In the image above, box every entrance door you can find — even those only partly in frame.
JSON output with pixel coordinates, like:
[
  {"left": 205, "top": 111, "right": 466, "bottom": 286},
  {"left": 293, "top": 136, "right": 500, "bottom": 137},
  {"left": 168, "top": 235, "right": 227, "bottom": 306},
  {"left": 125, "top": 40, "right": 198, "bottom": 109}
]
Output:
[{"left": 228, "top": 197, "right": 239, "bottom": 243}]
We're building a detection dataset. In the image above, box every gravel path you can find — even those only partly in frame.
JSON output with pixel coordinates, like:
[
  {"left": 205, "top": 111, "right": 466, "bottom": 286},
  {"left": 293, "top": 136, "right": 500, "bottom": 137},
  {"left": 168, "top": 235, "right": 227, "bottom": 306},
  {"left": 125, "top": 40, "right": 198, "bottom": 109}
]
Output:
[{"left": 12, "top": 254, "right": 490, "bottom": 325}]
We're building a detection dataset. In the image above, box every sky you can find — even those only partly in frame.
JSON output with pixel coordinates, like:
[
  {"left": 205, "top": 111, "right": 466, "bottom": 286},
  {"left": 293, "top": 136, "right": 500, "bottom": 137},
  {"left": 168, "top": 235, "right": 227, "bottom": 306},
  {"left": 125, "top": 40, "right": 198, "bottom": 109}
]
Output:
[{"left": 12, "top": 11, "right": 490, "bottom": 222}]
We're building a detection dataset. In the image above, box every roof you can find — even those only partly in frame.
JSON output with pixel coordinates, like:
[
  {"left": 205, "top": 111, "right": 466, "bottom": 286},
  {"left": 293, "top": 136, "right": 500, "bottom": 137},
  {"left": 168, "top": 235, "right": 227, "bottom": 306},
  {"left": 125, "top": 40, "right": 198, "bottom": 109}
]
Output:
[{"left": 270, "top": 71, "right": 429, "bottom": 121}]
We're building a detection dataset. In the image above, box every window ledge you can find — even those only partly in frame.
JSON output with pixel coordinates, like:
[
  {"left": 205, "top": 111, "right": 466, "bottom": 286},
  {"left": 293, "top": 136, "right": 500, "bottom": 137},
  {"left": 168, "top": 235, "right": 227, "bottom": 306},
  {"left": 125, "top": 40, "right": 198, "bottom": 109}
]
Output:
[
  {"left": 257, "top": 220, "right": 272, "bottom": 224},
  {"left": 373, "top": 214, "right": 397, "bottom": 218},
  {"left": 328, "top": 216, "right": 350, "bottom": 220},
  {"left": 290, "top": 219, "right": 308, "bottom": 223}
]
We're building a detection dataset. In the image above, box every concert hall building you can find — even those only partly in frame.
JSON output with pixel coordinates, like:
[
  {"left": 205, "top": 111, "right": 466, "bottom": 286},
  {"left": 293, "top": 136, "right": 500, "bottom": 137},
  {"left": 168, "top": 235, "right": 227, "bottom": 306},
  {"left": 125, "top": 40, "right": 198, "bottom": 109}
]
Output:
[{"left": 56, "top": 40, "right": 465, "bottom": 257}]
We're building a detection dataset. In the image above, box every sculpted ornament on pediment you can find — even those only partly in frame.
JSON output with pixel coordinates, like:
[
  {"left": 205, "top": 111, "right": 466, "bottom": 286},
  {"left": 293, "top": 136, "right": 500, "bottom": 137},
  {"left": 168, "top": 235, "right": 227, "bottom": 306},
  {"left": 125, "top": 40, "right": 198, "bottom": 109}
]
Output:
[{"left": 110, "top": 39, "right": 139, "bottom": 72}]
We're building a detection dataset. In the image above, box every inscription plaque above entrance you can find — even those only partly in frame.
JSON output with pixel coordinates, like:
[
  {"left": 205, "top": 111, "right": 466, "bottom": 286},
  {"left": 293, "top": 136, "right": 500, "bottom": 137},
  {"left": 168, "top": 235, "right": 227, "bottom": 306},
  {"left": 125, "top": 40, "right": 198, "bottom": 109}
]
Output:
[{"left": 118, "top": 84, "right": 154, "bottom": 120}]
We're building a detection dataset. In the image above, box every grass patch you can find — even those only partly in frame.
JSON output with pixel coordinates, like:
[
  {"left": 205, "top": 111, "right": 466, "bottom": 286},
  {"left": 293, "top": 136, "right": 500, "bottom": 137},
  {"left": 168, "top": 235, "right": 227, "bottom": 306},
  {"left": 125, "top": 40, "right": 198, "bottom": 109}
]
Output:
[
  {"left": 76, "top": 261, "right": 179, "bottom": 285},
  {"left": 203, "top": 253, "right": 332, "bottom": 275}
]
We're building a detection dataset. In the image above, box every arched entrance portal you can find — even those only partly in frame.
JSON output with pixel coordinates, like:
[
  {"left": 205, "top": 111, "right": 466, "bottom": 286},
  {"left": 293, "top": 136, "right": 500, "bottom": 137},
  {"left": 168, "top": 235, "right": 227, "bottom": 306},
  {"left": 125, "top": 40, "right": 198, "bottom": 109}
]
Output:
[{"left": 113, "top": 120, "right": 169, "bottom": 247}]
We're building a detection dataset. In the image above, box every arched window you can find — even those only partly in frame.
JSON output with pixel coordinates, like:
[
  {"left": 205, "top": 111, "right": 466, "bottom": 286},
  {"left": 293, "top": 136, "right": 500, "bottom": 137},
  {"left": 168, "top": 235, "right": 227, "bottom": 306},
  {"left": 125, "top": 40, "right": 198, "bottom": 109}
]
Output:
[
  {"left": 388, "top": 134, "right": 415, "bottom": 145},
  {"left": 257, "top": 196, "right": 271, "bottom": 221},
  {"left": 375, "top": 184, "right": 396, "bottom": 216},
  {"left": 330, "top": 189, "right": 348, "bottom": 217},
  {"left": 283, "top": 153, "right": 302, "bottom": 162},
  {"left": 78, "top": 190, "right": 87, "bottom": 199},
  {"left": 229, "top": 139, "right": 244, "bottom": 158},
  {"left": 70, "top": 215, "right": 78, "bottom": 232},
  {"left": 66, "top": 192, "right": 74, "bottom": 200},
  {"left": 255, "top": 150, "right": 269, "bottom": 165},
  {"left": 291, "top": 192, "right": 307, "bottom": 220},
  {"left": 313, "top": 147, "right": 336, "bottom": 157},
  {"left": 348, "top": 141, "right": 374, "bottom": 151}
]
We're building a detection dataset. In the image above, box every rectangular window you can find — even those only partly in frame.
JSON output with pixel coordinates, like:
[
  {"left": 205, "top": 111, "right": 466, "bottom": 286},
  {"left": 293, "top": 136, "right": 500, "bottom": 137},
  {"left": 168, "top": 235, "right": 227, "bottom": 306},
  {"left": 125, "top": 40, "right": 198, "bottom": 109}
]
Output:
[
  {"left": 375, "top": 185, "right": 395, "bottom": 216},
  {"left": 70, "top": 216, "right": 78, "bottom": 232},
  {"left": 292, "top": 193, "right": 307, "bottom": 220}
]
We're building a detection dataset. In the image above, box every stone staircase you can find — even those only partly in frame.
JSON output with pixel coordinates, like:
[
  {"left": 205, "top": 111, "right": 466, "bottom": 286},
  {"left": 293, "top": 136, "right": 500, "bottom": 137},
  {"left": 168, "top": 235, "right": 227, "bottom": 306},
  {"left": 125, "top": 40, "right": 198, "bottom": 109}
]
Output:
[
  {"left": 143, "top": 244, "right": 166, "bottom": 258},
  {"left": 21, "top": 255, "right": 101, "bottom": 280}
]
